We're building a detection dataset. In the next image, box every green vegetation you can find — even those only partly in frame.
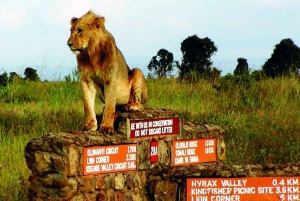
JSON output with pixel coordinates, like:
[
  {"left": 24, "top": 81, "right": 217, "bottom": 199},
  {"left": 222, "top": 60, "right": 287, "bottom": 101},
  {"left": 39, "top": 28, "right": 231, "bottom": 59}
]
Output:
[
  {"left": 263, "top": 39, "right": 300, "bottom": 78},
  {"left": 147, "top": 37, "right": 300, "bottom": 83},
  {"left": 178, "top": 35, "right": 218, "bottom": 82},
  {"left": 147, "top": 49, "right": 177, "bottom": 78},
  {"left": 0, "top": 75, "right": 300, "bottom": 200}
]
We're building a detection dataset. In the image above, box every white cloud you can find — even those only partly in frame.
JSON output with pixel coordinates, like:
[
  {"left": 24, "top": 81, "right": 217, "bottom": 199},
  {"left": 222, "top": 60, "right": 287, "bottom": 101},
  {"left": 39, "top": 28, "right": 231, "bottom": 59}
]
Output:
[
  {"left": 166, "top": 15, "right": 192, "bottom": 34},
  {"left": 28, "top": 0, "right": 40, "bottom": 6},
  {"left": 0, "top": 0, "right": 41, "bottom": 29},
  {"left": 0, "top": 2, "right": 28, "bottom": 29},
  {"left": 1, "top": 0, "right": 300, "bottom": 76},
  {"left": 45, "top": 0, "right": 92, "bottom": 28},
  {"left": 45, "top": 0, "right": 131, "bottom": 28}
]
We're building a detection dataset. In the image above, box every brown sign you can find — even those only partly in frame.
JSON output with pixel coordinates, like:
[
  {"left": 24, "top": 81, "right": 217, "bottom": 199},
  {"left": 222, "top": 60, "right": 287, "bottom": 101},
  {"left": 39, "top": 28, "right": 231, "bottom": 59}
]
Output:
[
  {"left": 83, "top": 144, "right": 137, "bottom": 175},
  {"left": 172, "top": 138, "right": 216, "bottom": 166},
  {"left": 187, "top": 177, "right": 300, "bottom": 201},
  {"left": 130, "top": 117, "right": 180, "bottom": 138}
]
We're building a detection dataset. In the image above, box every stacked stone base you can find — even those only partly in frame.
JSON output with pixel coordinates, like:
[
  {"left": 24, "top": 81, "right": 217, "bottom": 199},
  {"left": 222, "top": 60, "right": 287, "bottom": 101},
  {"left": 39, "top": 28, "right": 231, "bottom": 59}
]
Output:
[{"left": 25, "top": 108, "right": 227, "bottom": 201}]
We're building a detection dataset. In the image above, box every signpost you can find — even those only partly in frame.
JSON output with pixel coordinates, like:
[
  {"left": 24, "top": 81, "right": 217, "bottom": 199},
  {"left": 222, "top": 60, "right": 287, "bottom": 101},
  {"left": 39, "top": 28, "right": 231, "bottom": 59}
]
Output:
[
  {"left": 187, "top": 177, "right": 300, "bottom": 201},
  {"left": 172, "top": 138, "right": 216, "bottom": 166},
  {"left": 129, "top": 116, "right": 180, "bottom": 138},
  {"left": 83, "top": 144, "right": 137, "bottom": 175}
]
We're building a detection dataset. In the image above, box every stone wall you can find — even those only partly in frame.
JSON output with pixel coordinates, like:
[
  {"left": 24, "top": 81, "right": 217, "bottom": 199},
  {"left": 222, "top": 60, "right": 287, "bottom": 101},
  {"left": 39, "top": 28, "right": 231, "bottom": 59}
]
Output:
[
  {"left": 24, "top": 109, "right": 300, "bottom": 201},
  {"left": 25, "top": 109, "right": 227, "bottom": 200}
]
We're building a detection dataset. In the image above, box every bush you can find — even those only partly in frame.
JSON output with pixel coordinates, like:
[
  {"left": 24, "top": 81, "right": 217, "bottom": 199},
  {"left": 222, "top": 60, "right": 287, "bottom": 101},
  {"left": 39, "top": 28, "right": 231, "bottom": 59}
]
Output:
[{"left": 213, "top": 74, "right": 255, "bottom": 92}]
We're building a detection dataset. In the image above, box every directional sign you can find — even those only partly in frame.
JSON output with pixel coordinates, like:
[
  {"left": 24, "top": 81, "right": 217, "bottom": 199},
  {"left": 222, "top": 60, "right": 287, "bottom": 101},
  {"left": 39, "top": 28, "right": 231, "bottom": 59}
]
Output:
[
  {"left": 172, "top": 138, "right": 216, "bottom": 166},
  {"left": 187, "top": 177, "right": 300, "bottom": 201},
  {"left": 83, "top": 144, "right": 137, "bottom": 175}
]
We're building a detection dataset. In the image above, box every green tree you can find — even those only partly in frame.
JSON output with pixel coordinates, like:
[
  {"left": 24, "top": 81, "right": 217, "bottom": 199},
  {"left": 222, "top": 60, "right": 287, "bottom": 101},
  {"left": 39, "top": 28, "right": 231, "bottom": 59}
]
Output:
[
  {"left": 263, "top": 38, "right": 300, "bottom": 78},
  {"left": 10, "top": 72, "right": 21, "bottom": 79},
  {"left": 204, "top": 67, "right": 221, "bottom": 83},
  {"left": 234, "top": 58, "right": 249, "bottom": 76},
  {"left": 178, "top": 35, "right": 218, "bottom": 82},
  {"left": 251, "top": 70, "right": 265, "bottom": 81},
  {"left": 0, "top": 72, "right": 8, "bottom": 87},
  {"left": 147, "top": 49, "right": 176, "bottom": 78},
  {"left": 24, "top": 67, "right": 40, "bottom": 81}
]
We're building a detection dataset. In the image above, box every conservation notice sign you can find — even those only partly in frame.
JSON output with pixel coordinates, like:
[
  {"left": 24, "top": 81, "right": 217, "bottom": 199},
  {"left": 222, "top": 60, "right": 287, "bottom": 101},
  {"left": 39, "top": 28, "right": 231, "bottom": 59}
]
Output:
[
  {"left": 83, "top": 144, "right": 137, "bottom": 175},
  {"left": 130, "top": 116, "right": 180, "bottom": 138},
  {"left": 187, "top": 177, "right": 300, "bottom": 201},
  {"left": 172, "top": 138, "right": 216, "bottom": 166}
]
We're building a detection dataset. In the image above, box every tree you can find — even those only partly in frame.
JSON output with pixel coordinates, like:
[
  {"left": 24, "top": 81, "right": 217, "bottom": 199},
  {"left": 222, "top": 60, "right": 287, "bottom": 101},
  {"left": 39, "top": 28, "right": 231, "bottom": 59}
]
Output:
[
  {"left": 204, "top": 67, "right": 221, "bottom": 82},
  {"left": 147, "top": 49, "right": 176, "bottom": 78},
  {"left": 0, "top": 72, "right": 8, "bottom": 87},
  {"left": 263, "top": 38, "right": 300, "bottom": 78},
  {"left": 251, "top": 70, "right": 265, "bottom": 81},
  {"left": 178, "top": 35, "right": 218, "bottom": 81},
  {"left": 234, "top": 58, "right": 249, "bottom": 76},
  {"left": 24, "top": 67, "right": 40, "bottom": 81},
  {"left": 9, "top": 72, "right": 21, "bottom": 83}
]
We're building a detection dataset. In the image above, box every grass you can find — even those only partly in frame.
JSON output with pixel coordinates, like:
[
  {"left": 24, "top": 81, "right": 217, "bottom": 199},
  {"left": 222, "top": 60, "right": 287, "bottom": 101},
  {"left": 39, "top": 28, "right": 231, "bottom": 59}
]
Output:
[{"left": 0, "top": 76, "right": 299, "bottom": 200}]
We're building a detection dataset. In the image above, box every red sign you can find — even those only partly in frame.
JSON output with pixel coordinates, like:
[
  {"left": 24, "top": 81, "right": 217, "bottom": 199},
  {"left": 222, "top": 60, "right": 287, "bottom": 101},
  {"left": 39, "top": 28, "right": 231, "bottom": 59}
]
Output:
[
  {"left": 130, "top": 117, "right": 180, "bottom": 138},
  {"left": 187, "top": 177, "right": 300, "bottom": 201},
  {"left": 150, "top": 141, "right": 158, "bottom": 163},
  {"left": 83, "top": 144, "right": 137, "bottom": 175},
  {"left": 172, "top": 138, "right": 216, "bottom": 166}
]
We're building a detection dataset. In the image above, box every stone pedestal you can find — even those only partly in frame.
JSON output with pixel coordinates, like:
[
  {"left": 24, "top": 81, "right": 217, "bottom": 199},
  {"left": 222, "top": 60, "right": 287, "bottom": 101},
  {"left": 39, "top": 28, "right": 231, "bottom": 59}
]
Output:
[{"left": 25, "top": 108, "right": 226, "bottom": 201}]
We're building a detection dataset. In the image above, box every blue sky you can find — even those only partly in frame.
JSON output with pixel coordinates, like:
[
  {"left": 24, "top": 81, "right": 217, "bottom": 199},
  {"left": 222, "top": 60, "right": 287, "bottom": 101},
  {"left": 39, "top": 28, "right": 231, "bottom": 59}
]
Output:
[{"left": 1, "top": 0, "right": 300, "bottom": 80}]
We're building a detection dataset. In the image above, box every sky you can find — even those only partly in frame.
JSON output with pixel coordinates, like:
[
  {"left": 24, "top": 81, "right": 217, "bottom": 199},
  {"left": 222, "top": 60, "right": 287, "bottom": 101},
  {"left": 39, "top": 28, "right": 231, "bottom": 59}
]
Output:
[{"left": 1, "top": 0, "right": 300, "bottom": 80}]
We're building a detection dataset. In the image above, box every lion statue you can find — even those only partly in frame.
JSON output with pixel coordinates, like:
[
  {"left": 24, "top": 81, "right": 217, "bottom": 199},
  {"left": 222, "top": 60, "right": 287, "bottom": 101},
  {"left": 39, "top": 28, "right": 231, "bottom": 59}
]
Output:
[{"left": 67, "top": 10, "right": 148, "bottom": 134}]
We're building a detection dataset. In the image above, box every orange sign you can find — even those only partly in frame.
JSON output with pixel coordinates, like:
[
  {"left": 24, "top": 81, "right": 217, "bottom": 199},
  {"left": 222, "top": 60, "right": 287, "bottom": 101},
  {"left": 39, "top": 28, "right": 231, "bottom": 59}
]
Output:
[
  {"left": 172, "top": 138, "right": 216, "bottom": 166},
  {"left": 83, "top": 144, "right": 137, "bottom": 175},
  {"left": 187, "top": 177, "right": 300, "bottom": 201}
]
